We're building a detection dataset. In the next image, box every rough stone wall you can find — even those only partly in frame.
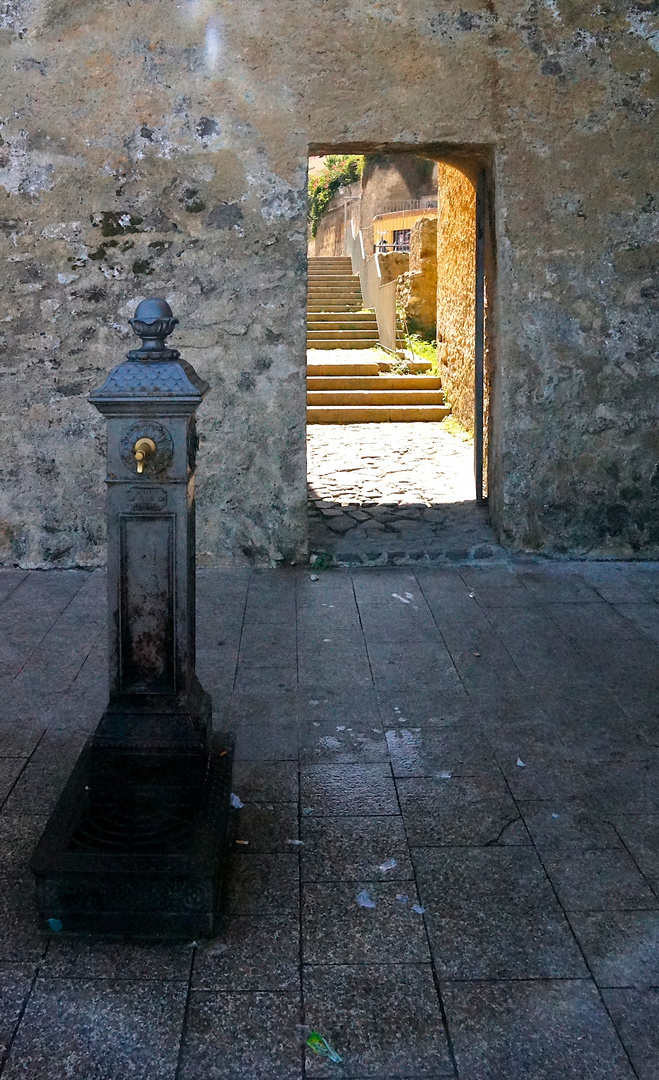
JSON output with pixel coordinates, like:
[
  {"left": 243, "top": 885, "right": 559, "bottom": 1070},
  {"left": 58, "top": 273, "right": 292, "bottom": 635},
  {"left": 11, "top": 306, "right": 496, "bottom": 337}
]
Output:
[
  {"left": 309, "top": 179, "right": 360, "bottom": 257},
  {"left": 436, "top": 166, "right": 477, "bottom": 433},
  {"left": 378, "top": 251, "right": 409, "bottom": 286},
  {"left": 0, "top": 0, "right": 656, "bottom": 564},
  {"left": 358, "top": 155, "right": 437, "bottom": 247},
  {"left": 397, "top": 215, "right": 438, "bottom": 339},
  {"left": 309, "top": 204, "right": 346, "bottom": 256}
]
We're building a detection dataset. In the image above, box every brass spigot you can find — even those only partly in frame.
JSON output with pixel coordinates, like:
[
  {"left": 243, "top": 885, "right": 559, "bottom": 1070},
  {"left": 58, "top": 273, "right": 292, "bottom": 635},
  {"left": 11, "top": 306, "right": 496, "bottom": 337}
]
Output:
[{"left": 133, "top": 437, "right": 156, "bottom": 474}]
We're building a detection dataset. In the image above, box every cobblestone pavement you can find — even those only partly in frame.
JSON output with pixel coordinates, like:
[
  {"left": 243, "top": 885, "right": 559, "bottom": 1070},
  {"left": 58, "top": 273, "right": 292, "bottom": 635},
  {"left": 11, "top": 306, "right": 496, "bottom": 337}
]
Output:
[
  {"left": 0, "top": 563, "right": 658, "bottom": 1077},
  {"left": 307, "top": 422, "right": 502, "bottom": 563}
]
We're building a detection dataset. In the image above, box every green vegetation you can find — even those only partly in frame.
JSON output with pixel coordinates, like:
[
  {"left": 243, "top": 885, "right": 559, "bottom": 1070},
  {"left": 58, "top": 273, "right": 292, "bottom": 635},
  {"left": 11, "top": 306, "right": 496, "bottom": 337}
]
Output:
[
  {"left": 406, "top": 334, "right": 439, "bottom": 373},
  {"left": 308, "top": 155, "right": 365, "bottom": 237},
  {"left": 442, "top": 414, "right": 473, "bottom": 441}
]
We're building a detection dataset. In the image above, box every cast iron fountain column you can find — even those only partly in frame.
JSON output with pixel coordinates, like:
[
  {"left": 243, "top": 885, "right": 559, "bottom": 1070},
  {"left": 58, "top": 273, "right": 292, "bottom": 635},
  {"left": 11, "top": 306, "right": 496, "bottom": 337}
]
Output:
[{"left": 31, "top": 300, "right": 233, "bottom": 937}]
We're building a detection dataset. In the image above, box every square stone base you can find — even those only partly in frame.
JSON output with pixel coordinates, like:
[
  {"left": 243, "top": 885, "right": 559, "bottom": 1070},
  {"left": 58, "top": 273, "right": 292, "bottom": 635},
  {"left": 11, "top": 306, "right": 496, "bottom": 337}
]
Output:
[{"left": 30, "top": 733, "right": 234, "bottom": 938}]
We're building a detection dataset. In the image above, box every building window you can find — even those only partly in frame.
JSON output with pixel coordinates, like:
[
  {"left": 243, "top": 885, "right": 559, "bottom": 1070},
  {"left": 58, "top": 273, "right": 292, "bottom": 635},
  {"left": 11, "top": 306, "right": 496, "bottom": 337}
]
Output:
[{"left": 393, "top": 229, "right": 411, "bottom": 252}]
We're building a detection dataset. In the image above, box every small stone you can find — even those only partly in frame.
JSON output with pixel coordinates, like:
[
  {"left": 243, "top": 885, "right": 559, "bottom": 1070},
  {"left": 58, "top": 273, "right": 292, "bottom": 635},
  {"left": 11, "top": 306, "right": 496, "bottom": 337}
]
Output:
[{"left": 326, "top": 517, "right": 356, "bottom": 533}]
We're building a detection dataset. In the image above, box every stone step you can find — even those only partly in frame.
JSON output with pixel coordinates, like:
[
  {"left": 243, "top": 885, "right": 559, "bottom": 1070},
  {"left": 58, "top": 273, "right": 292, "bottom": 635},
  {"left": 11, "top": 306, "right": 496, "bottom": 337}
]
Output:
[
  {"left": 306, "top": 289, "right": 360, "bottom": 298},
  {"left": 308, "top": 328, "right": 379, "bottom": 339},
  {"left": 307, "top": 376, "right": 442, "bottom": 390},
  {"left": 307, "top": 404, "right": 452, "bottom": 423},
  {"left": 307, "top": 338, "right": 380, "bottom": 349},
  {"left": 308, "top": 270, "right": 356, "bottom": 276},
  {"left": 308, "top": 282, "right": 359, "bottom": 290},
  {"left": 307, "top": 362, "right": 381, "bottom": 376},
  {"left": 308, "top": 283, "right": 358, "bottom": 289},
  {"left": 306, "top": 291, "right": 360, "bottom": 300},
  {"left": 307, "top": 324, "right": 378, "bottom": 333},
  {"left": 308, "top": 258, "right": 352, "bottom": 266},
  {"left": 307, "top": 304, "right": 364, "bottom": 312},
  {"left": 307, "top": 390, "right": 446, "bottom": 406},
  {"left": 307, "top": 312, "right": 376, "bottom": 323}
]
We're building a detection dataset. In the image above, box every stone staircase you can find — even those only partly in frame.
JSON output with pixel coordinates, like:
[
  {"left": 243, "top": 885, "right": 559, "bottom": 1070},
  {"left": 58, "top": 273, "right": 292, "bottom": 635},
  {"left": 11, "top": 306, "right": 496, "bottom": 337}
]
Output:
[
  {"left": 307, "top": 358, "right": 451, "bottom": 424},
  {"left": 307, "top": 256, "right": 451, "bottom": 423},
  {"left": 307, "top": 256, "right": 379, "bottom": 349}
]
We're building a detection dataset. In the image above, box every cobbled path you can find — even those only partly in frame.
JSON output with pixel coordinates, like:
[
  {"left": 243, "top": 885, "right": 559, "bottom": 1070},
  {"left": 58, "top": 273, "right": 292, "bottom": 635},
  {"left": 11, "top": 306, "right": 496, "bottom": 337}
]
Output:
[{"left": 307, "top": 422, "right": 502, "bottom": 563}]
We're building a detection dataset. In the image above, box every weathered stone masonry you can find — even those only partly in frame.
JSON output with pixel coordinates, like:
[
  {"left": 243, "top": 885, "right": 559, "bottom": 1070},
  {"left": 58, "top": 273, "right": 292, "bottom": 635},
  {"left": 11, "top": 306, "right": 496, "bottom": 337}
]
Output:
[{"left": 0, "top": 0, "right": 657, "bottom": 565}]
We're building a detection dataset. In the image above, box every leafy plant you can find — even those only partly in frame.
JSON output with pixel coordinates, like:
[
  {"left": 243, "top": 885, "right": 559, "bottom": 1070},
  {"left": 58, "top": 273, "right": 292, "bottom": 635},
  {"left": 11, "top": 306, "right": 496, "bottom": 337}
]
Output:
[
  {"left": 406, "top": 334, "right": 439, "bottom": 372},
  {"left": 308, "top": 156, "right": 365, "bottom": 237}
]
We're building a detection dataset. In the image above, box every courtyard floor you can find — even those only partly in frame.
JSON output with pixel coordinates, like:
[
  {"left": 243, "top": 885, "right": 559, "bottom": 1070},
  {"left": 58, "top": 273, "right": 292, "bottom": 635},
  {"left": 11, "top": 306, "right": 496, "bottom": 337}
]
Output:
[
  {"left": 0, "top": 561, "right": 659, "bottom": 1077},
  {"left": 307, "top": 422, "right": 501, "bottom": 564}
]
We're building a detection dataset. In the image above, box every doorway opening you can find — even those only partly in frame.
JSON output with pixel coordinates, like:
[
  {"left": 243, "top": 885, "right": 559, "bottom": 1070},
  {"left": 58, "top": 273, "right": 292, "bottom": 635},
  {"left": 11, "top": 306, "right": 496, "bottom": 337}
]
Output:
[{"left": 306, "top": 145, "right": 497, "bottom": 566}]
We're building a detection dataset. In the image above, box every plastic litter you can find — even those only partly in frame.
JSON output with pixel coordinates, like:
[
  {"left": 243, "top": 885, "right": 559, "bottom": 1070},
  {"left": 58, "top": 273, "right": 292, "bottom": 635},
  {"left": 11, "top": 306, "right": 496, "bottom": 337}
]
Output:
[
  {"left": 356, "top": 889, "right": 376, "bottom": 909},
  {"left": 306, "top": 1031, "right": 343, "bottom": 1064},
  {"left": 473, "top": 651, "right": 481, "bottom": 657},
  {"left": 287, "top": 839, "right": 304, "bottom": 846},
  {"left": 47, "top": 918, "right": 63, "bottom": 932},
  {"left": 336, "top": 725, "right": 346, "bottom": 731},
  {"left": 230, "top": 793, "right": 244, "bottom": 809},
  {"left": 310, "top": 574, "right": 319, "bottom": 581},
  {"left": 516, "top": 758, "right": 526, "bottom": 768},
  {"left": 392, "top": 593, "right": 411, "bottom": 604},
  {"left": 302, "top": 806, "right": 313, "bottom": 816},
  {"left": 552, "top": 812, "right": 559, "bottom": 819},
  {"left": 396, "top": 893, "right": 409, "bottom": 904},
  {"left": 236, "top": 839, "right": 249, "bottom": 846},
  {"left": 412, "top": 904, "right": 425, "bottom": 915},
  {"left": 439, "top": 770, "right": 452, "bottom": 779},
  {"left": 379, "top": 858, "right": 397, "bottom": 872},
  {"left": 405, "top": 591, "right": 414, "bottom": 599}
]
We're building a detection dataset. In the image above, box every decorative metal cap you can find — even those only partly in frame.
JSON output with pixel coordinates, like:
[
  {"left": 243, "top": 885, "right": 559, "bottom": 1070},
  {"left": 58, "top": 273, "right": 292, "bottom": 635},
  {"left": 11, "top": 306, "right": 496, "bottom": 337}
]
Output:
[
  {"left": 89, "top": 298, "right": 209, "bottom": 415},
  {"left": 128, "top": 298, "right": 180, "bottom": 361}
]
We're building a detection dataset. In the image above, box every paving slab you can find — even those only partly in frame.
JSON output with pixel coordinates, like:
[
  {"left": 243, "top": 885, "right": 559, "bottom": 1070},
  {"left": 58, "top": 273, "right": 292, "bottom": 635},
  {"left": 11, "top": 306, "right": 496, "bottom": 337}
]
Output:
[
  {"left": 398, "top": 773, "right": 525, "bottom": 847},
  {"left": 2, "top": 977, "right": 188, "bottom": 1080},
  {"left": 601, "top": 988, "right": 659, "bottom": 1080},
  {"left": 415, "top": 848, "right": 586, "bottom": 979},
  {"left": 302, "top": 880, "right": 429, "bottom": 964},
  {"left": 192, "top": 916, "right": 299, "bottom": 992},
  {"left": 299, "top": 720, "right": 389, "bottom": 765},
  {"left": 303, "top": 963, "right": 453, "bottom": 1078},
  {"left": 0, "top": 562, "right": 657, "bottom": 1076},
  {"left": 444, "top": 979, "right": 635, "bottom": 1080},
  {"left": 568, "top": 910, "right": 659, "bottom": 987},
  {"left": 542, "top": 848, "right": 658, "bottom": 911},
  {"left": 179, "top": 990, "right": 302, "bottom": 1080},
  {"left": 300, "top": 815, "right": 414, "bottom": 882},
  {"left": 300, "top": 764, "right": 399, "bottom": 816}
]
